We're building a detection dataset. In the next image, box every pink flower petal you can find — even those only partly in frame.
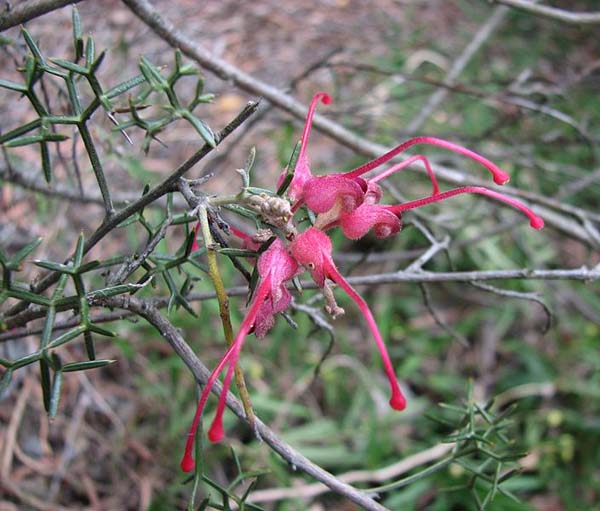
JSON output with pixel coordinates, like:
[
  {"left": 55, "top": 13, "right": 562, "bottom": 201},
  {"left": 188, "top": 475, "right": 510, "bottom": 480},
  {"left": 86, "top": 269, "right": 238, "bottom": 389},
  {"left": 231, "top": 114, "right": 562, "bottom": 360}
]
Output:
[
  {"left": 340, "top": 204, "right": 402, "bottom": 240},
  {"left": 303, "top": 174, "right": 366, "bottom": 214},
  {"left": 289, "top": 227, "right": 332, "bottom": 287}
]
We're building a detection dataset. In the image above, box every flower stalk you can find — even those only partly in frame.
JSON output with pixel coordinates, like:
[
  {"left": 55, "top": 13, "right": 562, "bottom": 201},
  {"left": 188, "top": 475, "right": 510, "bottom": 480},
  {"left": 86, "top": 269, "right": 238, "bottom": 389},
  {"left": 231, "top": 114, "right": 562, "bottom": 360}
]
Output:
[{"left": 197, "top": 205, "right": 256, "bottom": 432}]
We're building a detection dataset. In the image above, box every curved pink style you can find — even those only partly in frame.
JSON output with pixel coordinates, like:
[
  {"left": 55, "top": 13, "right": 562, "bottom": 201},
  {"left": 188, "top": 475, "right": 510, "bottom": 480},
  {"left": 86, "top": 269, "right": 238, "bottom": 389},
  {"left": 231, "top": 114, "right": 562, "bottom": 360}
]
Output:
[
  {"left": 386, "top": 186, "right": 544, "bottom": 229},
  {"left": 290, "top": 227, "right": 407, "bottom": 411},
  {"left": 180, "top": 240, "right": 298, "bottom": 472},
  {"left": 278, "top": 92, "right": 332, "bottom": 202},
  {"left": 180, "top": 282, "right": 271, "bottom": 471},
  {"left": 370, "top": 154, "right": 441, "bottom": 195},
  {"left": 345, "top": 136, "right": 511, "bottom": 186}
]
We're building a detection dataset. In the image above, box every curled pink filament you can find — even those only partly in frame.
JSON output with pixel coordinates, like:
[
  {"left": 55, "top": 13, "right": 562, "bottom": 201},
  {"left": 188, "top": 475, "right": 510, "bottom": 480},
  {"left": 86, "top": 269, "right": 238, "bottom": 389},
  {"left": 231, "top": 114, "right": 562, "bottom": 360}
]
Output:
[{"left": 386, "top": 186, "right": 544, "bottom": 229}]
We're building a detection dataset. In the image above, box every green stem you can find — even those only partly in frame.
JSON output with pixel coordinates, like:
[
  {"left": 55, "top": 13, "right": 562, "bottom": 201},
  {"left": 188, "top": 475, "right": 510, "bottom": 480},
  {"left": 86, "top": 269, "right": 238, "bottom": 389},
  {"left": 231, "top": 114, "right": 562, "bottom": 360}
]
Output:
[
  {"left": 369, "top": 447, "right": 478, "bottom": 493},
  {"left": 198, "top": 205, "right": 256, "bottom": 432},
  {"left": 208, "top": 192, "right": 248, "bottom": 207},
  {"left": 77, "top": 122, "right": 114, "bottom": 215}
]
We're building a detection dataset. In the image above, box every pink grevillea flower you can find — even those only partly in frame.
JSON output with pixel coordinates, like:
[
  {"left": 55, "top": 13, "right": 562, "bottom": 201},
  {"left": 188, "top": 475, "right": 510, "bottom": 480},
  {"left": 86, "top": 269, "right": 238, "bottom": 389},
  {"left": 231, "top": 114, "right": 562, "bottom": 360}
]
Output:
[
  {"left": 287, "top": 95, "right": 512, "bottom": 226},
  {"left": 303, "top": 136, "right": 511, "bottom": 219},
  {"left": 180, "top": 239, "right": 297, "bottom": 472},
  {"left": 339, "top": 184, "right": 544, "bottom": 239},
  {"left": 289, "top": 227, "right": 407, "bottom": 411},
  {"left": 277, "top": 92, "right": 332, "bottom": 203}
]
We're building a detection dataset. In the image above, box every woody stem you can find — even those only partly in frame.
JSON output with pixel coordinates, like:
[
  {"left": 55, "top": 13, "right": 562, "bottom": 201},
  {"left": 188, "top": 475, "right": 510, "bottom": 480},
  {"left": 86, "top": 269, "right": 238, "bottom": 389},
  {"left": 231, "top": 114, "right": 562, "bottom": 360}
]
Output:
[{"left": 198, "top": 205, "right": 256, "bottom": 430}]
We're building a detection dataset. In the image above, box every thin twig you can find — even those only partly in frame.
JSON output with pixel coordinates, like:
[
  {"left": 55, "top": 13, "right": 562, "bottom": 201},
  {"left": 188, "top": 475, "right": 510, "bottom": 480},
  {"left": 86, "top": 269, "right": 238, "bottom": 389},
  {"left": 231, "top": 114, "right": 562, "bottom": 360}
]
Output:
[
  {"left": 243, "top": 442, "right": 454, "bottom": 506},
  {"left": 405, "top": 5, "right": 509, "bottom": 133},
  {"left": 1, "top": 377, "right": 33, "bottom": 478},
  {"left": 3, "top": 264, "right": 599, "bottom": 341},
  {"left": 418, "top": 283, "right": 469, "bottom": 347},
  {"left": 328, "top": 59, "right": 593, "bottom": 140},
  {"left": 557, "top": 168, "right": 600, "bottom": 199},
  {"left": 0, "top": 477, "right": 74, "bottom": 511},
  {"left": 469, "top": 281, "right": 553, "bottom": 333},
  {"left": 345, "top": 264, "right": 600, "bottom": 285},
  {"left": 291, "top": 299, "right": 336, "bottom": 381},
  {"left": 493, "top": 0, "right": 600, "bottom": 24},
  {"left": 493, "top": 381, "right": 555, "bottom": 408},
  {"left": 506, "top": 95, "right": 591, "bottom": 141},
  {"left": 404, "top": 235, "right": 450, "bottom": 272},
  {"left": 108, "top": 205, "right": 174, "bottom": 286},
  {"left": 406, "top": 220, "right": 469, "bottom": 345},
  {"left": 1, "top": 162, "right": 143, "bottom": 207},
  {"left": 47, "top": 392, "right": 90, "bottom": 502},
  {"left": 0, "top": 0, "right": 84, "bottom": 31}
]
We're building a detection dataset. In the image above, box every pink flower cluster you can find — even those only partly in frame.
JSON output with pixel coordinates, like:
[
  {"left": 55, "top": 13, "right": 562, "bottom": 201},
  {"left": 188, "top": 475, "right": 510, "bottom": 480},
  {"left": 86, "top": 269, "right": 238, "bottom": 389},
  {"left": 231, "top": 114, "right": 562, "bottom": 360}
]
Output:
[{"left": 181, "top": 93, "right": 544, "bottom": 472}]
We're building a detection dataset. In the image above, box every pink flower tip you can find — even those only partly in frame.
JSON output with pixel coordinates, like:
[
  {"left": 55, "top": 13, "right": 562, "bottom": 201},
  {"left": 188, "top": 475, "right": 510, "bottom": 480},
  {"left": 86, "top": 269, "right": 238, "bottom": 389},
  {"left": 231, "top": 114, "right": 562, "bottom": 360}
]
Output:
[
  {"left": 320, "top": 93, "right": 332, "bottom": 105},
  {"left": 530, "top": 216, "right": 544, "bottom": 230},
  {"left": 180, "top": 453, "right": 195, "bottom": 473},
  {"left": 390, "top": 389, "right": 407, "bottom": 411},
  {"left": 494, "top": 171, "right": 511, "bottom": 186},
  {"left": 208, "top": 419, "right": 224, "bottom": 443}
]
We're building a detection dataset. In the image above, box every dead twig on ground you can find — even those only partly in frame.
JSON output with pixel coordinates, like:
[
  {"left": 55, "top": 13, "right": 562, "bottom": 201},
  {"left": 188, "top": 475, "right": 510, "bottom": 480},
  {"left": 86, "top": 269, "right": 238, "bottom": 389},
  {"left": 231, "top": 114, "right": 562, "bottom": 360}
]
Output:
[
  {"left": 493, "top": 0, "right": 600, "bottom": 24},
  {"left": 243, "top": 442, "right": 454, "bottom": 506},
  {"left": 405, "top": 5, "right": 509, "bottom": 133}
]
